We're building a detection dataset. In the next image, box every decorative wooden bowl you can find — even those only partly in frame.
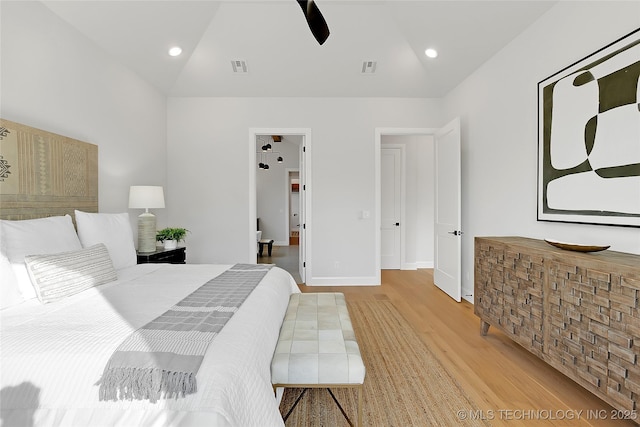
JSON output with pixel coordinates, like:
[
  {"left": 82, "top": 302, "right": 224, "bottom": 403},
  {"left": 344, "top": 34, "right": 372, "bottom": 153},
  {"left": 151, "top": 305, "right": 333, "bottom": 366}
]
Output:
[{"left": 544, "top": 239, "right": 610, "bottom": 253}]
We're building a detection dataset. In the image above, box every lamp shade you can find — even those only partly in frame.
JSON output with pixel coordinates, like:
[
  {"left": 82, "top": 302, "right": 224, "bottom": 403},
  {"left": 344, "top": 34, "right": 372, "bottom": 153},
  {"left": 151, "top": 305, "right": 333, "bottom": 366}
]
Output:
[{"left": 128, "top": 186, "right": 165, "bottom": 209}]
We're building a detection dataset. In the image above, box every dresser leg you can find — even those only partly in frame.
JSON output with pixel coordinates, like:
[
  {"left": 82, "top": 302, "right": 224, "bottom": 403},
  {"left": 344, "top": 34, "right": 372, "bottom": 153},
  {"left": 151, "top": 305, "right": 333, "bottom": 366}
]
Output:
[{"left": 480, "top": 320, "right": 490, "bottom": 336}]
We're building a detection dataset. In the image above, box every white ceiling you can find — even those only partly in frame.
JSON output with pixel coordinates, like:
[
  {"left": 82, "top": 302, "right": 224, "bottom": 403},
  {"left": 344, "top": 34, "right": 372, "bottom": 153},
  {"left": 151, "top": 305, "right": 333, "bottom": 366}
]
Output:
[{"left": 42, "top": 0, "right": 556, "bottom": 98}]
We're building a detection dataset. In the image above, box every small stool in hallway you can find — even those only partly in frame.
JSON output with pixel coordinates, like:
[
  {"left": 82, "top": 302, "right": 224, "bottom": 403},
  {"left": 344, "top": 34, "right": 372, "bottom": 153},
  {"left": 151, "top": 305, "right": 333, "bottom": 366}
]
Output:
[
  {"left": 258, "top": 239, "right": 274, "bottom": 257},
  {"left": 271, "top": 292, "right": 366, "bottom": 426}
]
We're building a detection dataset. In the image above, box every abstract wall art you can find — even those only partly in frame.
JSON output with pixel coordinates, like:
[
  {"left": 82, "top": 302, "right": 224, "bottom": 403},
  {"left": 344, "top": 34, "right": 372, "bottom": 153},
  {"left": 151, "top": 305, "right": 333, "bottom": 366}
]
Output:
[{"left": 538, "top": 28, "right": 640, "bottom": 227}]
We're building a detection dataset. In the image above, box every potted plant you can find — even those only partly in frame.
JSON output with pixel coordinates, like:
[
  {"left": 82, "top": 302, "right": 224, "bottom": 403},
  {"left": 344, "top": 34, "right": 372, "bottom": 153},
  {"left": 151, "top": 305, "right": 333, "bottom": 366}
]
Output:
[{"left": 156, "top": 227, "right": 189, "bottom": 250}]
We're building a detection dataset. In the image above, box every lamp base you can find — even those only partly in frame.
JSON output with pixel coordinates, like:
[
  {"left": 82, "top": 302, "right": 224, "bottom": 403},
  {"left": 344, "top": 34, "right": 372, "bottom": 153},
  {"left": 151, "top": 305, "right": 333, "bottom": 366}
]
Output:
[{"left": 138, "top": 212, "right": 157, "bottom": 253}]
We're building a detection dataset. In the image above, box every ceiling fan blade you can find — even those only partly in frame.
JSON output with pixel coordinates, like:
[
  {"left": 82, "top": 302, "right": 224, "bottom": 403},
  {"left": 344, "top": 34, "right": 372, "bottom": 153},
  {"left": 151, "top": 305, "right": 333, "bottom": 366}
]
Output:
[{"left": 297, "top": 0, "right": 330, "bottom": 45}]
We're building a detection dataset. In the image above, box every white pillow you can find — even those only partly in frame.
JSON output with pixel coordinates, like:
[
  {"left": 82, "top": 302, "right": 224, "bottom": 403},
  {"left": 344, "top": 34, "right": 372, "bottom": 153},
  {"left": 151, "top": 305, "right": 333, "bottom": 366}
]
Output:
[
  {"left": 74, "top": 210, "right": 136, "bottom": 270},
  {"left": 0, "top": 215, "right": 83, "bottom": 300},
  {"left": 0, "top": 252, "right": 24, "bottom": 309},
  {"left": 25, "top": 243, "right": 117, "bottom": 304}
]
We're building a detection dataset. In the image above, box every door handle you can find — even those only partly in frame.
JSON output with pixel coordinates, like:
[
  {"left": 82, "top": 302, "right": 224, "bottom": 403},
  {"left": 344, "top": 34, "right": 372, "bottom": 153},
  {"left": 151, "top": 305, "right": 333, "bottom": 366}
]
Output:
[
  {"left": 395, "top": 222, "right": 400, "bottom": 226},
  {"left": 448, "top": 230, "right": 463, "bottom": 236}
]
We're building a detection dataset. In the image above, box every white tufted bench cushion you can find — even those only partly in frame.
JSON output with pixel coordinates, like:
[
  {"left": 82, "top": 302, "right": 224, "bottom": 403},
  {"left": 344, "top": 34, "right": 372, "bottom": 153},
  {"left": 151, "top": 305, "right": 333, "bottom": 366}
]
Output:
[{"left": 271, "top": 292, "right": 365, "bottom": 426}]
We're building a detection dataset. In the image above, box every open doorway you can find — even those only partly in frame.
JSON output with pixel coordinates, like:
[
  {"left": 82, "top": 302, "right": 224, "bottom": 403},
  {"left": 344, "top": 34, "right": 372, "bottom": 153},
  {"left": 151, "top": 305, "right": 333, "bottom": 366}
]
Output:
[
  {"left": 249, "top": 128, "right": 311, "bottom": 284},
  {"left": 375, "top": 121, "right": 462, "bottom": 301},
  {"left": 288, "top": 170, "right": 300, "bottom": 245},
  {"left": 256, "top": 169, "right": 301, "bottom": 283},
  {"left": 375, "top": 128, "right": 437, "bottom": 286}
]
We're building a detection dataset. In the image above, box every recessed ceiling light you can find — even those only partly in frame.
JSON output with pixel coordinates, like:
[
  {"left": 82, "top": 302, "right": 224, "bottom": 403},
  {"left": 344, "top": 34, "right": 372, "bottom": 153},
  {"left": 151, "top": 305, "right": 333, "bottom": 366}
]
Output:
[
  {"left": 425, "top": 48, "right": 438, "bottom": 58},
  {"left": 168, "top": 46, "right": 182, "bottom": 57}
]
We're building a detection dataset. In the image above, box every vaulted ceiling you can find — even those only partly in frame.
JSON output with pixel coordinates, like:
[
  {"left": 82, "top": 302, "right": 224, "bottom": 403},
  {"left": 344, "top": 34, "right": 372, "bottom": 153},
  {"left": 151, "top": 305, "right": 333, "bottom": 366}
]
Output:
[{"left": 42, "top": 0, "right": 556, "bottom": 98}]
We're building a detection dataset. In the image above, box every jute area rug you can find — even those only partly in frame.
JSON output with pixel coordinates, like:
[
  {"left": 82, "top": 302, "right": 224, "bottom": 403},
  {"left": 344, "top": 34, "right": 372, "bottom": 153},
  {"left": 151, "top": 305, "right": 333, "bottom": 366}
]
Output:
[{"left": 279, "top": 299, "right": 491, "bottom": 426}]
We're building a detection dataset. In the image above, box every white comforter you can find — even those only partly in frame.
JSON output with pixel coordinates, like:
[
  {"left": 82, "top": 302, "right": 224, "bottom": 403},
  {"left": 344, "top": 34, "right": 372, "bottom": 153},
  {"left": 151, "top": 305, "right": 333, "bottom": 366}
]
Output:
[{"left": 1, "top": 264, "right": 299, "bottom": 427}]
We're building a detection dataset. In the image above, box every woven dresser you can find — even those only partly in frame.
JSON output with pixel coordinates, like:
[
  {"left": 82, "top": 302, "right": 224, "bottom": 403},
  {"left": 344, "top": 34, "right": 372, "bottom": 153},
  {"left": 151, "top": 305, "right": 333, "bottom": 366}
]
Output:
[{"left": 475, "top": 236, "right": 640, "bottom": 418}]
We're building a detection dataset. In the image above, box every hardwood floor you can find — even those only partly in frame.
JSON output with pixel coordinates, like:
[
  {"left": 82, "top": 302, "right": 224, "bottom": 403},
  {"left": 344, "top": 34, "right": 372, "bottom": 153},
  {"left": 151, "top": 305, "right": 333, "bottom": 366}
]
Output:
[{"left": 299, "top": 269, "right": 636, "bottom": 427}]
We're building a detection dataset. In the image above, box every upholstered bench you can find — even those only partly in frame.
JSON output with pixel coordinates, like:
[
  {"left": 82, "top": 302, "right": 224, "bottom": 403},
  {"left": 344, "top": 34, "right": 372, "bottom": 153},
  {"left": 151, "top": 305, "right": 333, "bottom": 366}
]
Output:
[{"left": 271, "top": 292, "right": 365, "bottom": 426}]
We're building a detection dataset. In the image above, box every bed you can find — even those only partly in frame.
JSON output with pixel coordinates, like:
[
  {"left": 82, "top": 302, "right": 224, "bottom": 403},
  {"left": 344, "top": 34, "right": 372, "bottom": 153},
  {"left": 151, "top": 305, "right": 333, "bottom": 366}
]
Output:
[
  {"left": 0, "top": 119, "right": 299, "bottom": 426},
  {"left": 0, "top": 214, "right": 298, "bottom": 427}
]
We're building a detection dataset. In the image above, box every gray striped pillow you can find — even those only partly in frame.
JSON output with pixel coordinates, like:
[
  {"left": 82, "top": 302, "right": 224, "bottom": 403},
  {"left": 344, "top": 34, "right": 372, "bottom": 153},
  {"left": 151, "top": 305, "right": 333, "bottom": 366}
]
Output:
[{"left": 25, "top": 243, "right": 117, "bottom": 304}]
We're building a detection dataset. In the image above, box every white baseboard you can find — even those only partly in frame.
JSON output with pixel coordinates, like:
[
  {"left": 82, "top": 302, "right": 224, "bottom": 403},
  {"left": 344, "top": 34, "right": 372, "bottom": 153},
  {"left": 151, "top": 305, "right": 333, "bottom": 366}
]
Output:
[
  {"left": 401, "top": 263, "right": 418, "bottom": 270},
  {"left": 306, "top": 276, "right": 380, "bottom": 286},
  {"left": 416, "top": 261, "right": 434, "bottom": 269},
  {"left": 462, "top": 285, "right": 474, "bottom": 303},
  {"left": 384, "top": 261, "right": 434, "bottom": 271},
  {"left": 401, "top": 261, "right": 435, "bottom": 270}
]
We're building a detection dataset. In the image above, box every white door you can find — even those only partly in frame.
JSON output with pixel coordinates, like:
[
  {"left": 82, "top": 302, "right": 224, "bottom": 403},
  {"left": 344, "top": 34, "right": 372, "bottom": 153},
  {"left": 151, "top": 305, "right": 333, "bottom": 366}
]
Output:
[
  {"left": 298, "top": 142, "right": 306, "bottom": 282},
  {"left": 434, "top": 118, "right": 462, "bottom": 301},
  {"left": 381, "top": 147, "right": 402, "bottom": 269}
]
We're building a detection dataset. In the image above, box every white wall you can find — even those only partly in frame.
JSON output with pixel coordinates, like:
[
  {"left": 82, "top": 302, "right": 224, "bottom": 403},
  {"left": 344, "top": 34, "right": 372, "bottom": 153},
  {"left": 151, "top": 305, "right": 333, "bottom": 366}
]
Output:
[
  {"left": 381, "top": 135, "right": 435, "bottom": 269},
  {"left": 256, "top": 136, "right": 301, "bottom": 245},
  {"left": 0, "top": 1, "right": 167, "bottom": 241},
  {"left": 10, "top": 1, "right": 636, "bottom": 298},
  {"left": 167, "top": 97, "right": 442, "bottom": 284},
  {"left": 443, "top": 1, "right": 640, "bottom": 302}
]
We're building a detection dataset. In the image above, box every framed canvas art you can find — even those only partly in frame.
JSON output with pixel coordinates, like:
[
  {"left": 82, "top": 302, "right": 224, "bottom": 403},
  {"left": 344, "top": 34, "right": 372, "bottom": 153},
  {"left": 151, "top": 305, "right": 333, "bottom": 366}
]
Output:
[{"left": 538, "top": 28, "right": 640, "bottom": 227}]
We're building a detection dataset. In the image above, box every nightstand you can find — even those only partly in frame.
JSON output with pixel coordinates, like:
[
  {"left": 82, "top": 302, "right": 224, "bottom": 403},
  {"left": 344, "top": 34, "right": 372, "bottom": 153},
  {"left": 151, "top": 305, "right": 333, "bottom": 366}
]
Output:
[{"left": 137, "top": 247, "right": 186, "bottom": 264}]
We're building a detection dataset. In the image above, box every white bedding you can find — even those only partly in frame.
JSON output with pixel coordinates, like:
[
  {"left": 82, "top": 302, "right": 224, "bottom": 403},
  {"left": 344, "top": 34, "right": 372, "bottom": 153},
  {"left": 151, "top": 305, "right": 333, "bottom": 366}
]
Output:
[{"left": 1, "top": 263, "right": 299, "bottom": 427}]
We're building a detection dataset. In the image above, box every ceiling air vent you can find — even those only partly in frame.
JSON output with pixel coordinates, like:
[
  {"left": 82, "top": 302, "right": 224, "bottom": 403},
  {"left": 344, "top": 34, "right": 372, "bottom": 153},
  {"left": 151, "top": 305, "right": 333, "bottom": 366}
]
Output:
[
  {"left": 231, "top": 60, "right": 248, "bottom": 74},
  {"left": 361, "top": 60, "right": 377, "bottom": 74}
]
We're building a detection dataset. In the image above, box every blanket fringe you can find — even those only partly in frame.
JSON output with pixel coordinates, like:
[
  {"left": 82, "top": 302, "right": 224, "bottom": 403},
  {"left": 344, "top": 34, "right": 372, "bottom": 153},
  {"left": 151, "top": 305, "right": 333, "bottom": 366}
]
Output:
[{"left": 98, "top": 368, "right": 197, "bottom": 402}]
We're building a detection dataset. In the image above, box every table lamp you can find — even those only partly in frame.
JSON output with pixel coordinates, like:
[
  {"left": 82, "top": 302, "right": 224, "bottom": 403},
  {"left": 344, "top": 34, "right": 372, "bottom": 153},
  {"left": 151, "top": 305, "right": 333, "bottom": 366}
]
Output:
[{"left": 129, "top": 185, "right": 165, "bottom": 253}]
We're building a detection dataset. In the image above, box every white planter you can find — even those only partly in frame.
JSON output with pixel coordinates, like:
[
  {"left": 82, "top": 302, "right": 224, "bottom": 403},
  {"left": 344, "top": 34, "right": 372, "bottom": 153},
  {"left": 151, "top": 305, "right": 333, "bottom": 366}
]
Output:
[{"left": 164, "top": 239, "right": 178, "bottom": 250}]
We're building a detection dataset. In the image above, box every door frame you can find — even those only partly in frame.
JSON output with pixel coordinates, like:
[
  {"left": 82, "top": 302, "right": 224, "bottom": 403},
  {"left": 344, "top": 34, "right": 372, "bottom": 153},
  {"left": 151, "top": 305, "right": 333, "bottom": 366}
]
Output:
[
  {"left": 375, "top": 128, "right": 437, "bottom": 284},
  {"left": 380, "top": 144, "right": 406, "bottom": 270},
  {"left": 249, "top": 128, "right": 312, "bottom": 283},
  {"left": 285, "top": 168, "right": 300, "bottom": 245}
]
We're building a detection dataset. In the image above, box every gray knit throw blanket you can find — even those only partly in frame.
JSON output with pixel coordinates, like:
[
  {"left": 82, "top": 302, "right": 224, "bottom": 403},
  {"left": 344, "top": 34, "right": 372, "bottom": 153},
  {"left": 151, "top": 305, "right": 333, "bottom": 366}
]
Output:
[{"left": 98, "top": 263, "right": 273, "bottom": 402}]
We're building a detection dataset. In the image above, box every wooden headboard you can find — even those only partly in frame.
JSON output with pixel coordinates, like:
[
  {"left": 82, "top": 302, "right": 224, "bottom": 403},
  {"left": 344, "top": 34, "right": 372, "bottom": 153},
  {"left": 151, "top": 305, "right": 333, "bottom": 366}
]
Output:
[{"left": 0, "top": 119, "right": 98, "bottom": 220}]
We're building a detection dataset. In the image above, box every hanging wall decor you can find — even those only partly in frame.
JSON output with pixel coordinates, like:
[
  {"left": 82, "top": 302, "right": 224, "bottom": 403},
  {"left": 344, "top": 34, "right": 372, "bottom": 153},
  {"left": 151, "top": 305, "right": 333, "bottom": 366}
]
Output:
[
  {"left": 0, "top": 118, "right": 98, "bottom": 221},
  {"left": 537, "top": 28, "right": 640, "bottom": 227}
]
